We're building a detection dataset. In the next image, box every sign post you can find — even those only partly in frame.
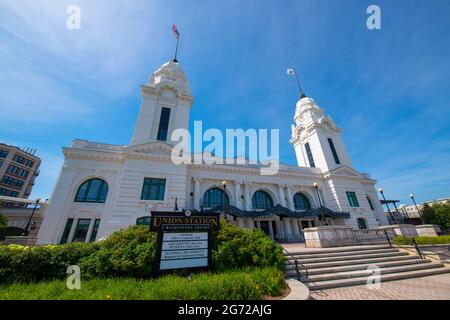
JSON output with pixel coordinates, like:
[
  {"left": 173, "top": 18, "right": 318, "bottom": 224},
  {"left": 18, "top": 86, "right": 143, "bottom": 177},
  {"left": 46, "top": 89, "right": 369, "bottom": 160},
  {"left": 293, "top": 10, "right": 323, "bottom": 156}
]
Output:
[{"left": 150, "top": 210, "right": 220, "bottom": 276}]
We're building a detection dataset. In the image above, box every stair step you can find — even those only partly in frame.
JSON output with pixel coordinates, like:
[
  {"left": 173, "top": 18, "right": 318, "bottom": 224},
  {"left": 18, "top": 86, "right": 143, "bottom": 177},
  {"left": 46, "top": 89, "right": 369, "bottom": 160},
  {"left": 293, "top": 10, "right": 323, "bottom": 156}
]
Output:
[
  {"left": 287, "top": 251, "right": 409, "bottom": 264},
  {"left": 303, "top": 262, "right": 444, "bottom": 282},
  {"left": 292, "top": 254, "right": 420, "bottom": 269},
  {"left": 286, "top": 248, "right": 399, "bottom": 260},
  {"left": 283, "top": 245, "right": 391, "bottom": 256},
  {"left": 304, "top": 266, "right": 450, "bottom": 290},
  {"left": 285, "top": 259, "right": 431, "bottom": 275}
]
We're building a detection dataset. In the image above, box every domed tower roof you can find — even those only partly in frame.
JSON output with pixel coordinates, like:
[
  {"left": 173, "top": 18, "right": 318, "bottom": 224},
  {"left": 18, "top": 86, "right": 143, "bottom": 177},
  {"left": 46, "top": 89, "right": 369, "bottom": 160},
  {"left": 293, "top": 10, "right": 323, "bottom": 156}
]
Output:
[{"left": 146, "top": 61, "right": 191, "bottom": 97}]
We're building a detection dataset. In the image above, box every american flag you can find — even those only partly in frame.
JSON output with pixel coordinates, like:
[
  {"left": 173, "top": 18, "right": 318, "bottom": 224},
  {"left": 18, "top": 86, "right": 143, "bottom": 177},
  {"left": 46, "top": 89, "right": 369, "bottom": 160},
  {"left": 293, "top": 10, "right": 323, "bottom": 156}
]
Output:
[{"left": 172, "top": 24, "right": 180, "bottom": 39}]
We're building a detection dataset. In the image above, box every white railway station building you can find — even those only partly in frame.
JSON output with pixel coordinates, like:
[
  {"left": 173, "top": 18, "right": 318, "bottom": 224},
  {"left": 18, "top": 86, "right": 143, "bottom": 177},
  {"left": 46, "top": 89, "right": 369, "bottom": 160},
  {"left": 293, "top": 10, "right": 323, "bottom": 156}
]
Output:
[{"left": 37, "top": 60, "right": 388, "bottom": 245}]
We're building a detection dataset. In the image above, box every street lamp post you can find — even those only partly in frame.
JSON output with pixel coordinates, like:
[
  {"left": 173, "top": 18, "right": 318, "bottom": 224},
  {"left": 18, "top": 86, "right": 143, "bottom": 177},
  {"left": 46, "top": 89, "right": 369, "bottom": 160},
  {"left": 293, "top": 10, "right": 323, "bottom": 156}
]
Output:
[
  {"left": 314, "top": 183, "right": 327, "bottom": 226},
  {"left": 378, "top": 188, "right": 395, "bottom": 225},
  {"left": 409, "top": 193, "right": 423, "bottom": 223},
  {"left": 22, "top": 198, "right": 40, "bottom": 236}
]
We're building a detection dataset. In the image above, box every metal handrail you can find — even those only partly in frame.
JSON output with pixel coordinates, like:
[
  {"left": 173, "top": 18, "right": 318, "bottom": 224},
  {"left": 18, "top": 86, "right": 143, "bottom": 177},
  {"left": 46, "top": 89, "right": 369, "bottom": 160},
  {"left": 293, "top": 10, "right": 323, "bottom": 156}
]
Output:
[
  {"left": 280, "top": 245, "right": 309, "bottom": 281},
  {"left": 412, "top": 238, "right": 424, "bottom": 259}
]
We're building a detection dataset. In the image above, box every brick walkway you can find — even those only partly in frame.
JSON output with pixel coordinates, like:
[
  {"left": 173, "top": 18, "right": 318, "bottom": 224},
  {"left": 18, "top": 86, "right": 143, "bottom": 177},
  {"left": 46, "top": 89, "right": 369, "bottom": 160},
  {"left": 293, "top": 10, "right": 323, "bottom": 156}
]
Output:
[{"left": 310, "top": 274, "right": 450, "bottom": 300}]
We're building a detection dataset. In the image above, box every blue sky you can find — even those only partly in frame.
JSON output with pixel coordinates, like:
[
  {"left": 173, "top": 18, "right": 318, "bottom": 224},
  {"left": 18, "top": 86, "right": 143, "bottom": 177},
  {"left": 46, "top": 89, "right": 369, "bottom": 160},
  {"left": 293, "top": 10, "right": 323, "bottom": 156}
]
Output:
[{"left": 1, "top": 0, "right": 449, "bottom": 205}]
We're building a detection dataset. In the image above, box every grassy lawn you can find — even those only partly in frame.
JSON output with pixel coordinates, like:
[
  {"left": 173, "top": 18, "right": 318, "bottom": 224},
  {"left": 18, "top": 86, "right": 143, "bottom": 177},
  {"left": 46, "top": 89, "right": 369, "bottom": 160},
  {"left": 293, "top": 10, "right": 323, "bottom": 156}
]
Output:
[
  {"left": 393, "top": 235, "right": 450, "bottom": 245},
  {"left": 0, "top": 267, "right": 286, "bottom": 300}
]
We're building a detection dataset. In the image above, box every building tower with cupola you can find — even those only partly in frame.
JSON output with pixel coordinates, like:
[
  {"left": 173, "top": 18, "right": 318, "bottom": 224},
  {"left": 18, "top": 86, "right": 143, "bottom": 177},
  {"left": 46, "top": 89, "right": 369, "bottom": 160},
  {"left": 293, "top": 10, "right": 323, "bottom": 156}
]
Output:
[
  {"left": 290, "top": 97, "right": 352, "bottom": 172},
  {"left": 131, "top": 61, "right": 194, "bottom": 146}
]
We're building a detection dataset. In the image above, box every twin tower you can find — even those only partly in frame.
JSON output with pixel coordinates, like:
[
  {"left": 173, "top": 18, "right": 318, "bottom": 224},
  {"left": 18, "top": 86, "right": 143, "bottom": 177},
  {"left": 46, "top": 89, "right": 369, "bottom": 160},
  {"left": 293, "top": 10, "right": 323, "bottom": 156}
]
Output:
[{"left": 130, "top": 60, "right": 352, "bottom": 173}]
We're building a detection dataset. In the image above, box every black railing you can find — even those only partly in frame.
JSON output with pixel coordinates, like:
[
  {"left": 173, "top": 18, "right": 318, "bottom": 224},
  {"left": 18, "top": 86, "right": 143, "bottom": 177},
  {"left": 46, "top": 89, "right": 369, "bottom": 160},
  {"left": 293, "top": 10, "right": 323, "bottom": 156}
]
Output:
[
  {"left": 412, "top": 238, "right": 425, "bottom": 259},
  {"left": 281, "top": 246, "right": 309, "bottom": 281},
  {"left": 353, "top": 229, "right": 395, "bottom": 245}
]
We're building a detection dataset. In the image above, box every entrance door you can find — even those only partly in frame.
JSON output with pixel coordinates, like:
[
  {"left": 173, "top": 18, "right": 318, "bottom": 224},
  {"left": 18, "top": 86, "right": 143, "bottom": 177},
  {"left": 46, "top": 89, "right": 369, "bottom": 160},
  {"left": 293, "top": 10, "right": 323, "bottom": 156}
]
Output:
[
  {"left": 259, "top": 221, "right": 270, "bottom": 236},
  {"left": 301, "top": 220, "right": 309, "bottom": 230}
]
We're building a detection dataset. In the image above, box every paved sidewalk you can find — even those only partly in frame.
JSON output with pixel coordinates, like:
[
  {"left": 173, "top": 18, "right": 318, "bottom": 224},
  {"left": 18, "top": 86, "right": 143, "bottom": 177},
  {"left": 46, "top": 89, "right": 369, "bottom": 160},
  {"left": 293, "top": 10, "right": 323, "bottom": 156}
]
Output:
[{"left": 310, "top": 274, "right": 450, "bottom": 300}]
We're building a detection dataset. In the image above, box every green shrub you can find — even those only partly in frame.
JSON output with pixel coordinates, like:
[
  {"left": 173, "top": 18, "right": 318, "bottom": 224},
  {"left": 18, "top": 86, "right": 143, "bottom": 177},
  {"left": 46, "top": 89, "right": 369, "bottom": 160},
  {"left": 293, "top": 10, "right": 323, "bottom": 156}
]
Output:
[
  {"left": 78, "top": 225, "right": 157, "bottom": 279},
  {"left": 393, "top": 235, "right": 450, "bottom": 245},
  {"left": 0, "top": 267, "right": 286, "bottom": 300},
  {"left": 0, "top": 242, "right": 99, "bottom": 283},
  {"left": 212, "top": 221, "right": 285, "bottom": 272},
  {"left": 0, "top": 214, "right": 7, "bottom": 230},
  {"left": 0, "top": 220, "right": 285, "bottom": 284}
]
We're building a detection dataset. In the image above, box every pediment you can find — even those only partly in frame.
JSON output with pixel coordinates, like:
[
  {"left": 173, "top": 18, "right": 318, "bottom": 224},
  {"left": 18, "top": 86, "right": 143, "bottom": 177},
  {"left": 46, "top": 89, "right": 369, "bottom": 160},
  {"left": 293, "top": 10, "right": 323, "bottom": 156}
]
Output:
[
  {"left": 125, "top": 141, "right": 174, "bottom": 156},
  {"left": 329, "top": 165, "right": 361, "bottom": 177}
]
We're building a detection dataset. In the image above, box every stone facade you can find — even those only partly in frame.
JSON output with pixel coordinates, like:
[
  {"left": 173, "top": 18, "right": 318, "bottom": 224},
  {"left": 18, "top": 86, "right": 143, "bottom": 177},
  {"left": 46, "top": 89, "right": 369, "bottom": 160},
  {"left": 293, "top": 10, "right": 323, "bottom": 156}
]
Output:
[{"left": 37, "top": 60, "right": 388, "bottom": 245}]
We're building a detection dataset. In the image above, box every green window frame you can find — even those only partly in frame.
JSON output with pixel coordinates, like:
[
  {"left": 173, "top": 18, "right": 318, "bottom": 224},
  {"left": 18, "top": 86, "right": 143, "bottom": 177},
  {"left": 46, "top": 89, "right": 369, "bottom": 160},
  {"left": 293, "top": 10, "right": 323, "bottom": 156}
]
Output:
[
  {"left": 74, "top": 178, "right": 108, "bottom": 203},
  {"left": 293, "top": 193, "right": 312, "bottom": 211},
  {"left": 346, "top": 191, "right": 360, "bottom": 207},
  {"left": 203, "top": 188, "right": 229, "bottom": 208},
  {"left": 59, "top": 218, "right": 74, "bottom": 244},
  {"left": 357, "top": 218, "right": 368, "bottom": 230},
  {"left": 327, "top": 138, "right": 341, "bottom": 165},
  {"left": 304, "top": 142, "right": 315, "bottom": 168},
  {"left": 367, "top": 196, "right": 375, "bottom": 210},
  {"left": 252, "top": 190, "right": 274, "bottom": 209},
  {"left": 72, "top": 219, "right": 91, "bottom": 242},
  {"left": 89, "top": 219, "right": 101, "bottom": 242},
  {"left": 136, "top": 216, "right": 151, "bottom": 226},
  {"left": 141, "top": 178, "right": 166, "bottom": 201}
]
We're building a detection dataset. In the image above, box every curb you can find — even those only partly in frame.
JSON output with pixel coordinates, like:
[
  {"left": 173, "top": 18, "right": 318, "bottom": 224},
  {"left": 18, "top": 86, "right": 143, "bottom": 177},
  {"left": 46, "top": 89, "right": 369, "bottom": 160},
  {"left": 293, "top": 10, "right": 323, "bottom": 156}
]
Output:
[{"left": 282, "top": 279, "right": 310, "bottom": 300}]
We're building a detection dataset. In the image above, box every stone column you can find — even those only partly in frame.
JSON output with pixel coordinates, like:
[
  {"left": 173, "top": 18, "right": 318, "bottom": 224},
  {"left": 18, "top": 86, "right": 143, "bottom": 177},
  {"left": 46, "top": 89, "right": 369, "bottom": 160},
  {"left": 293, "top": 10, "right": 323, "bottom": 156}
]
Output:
[
  {"left": 247, "top": 219, "right": 254, "bottom": 229},
  {"left": 244, "top": 182, "right": 252, "bottom": 211},
  {"left": 290, "top": 219, "right": 301, "bottom": 241},
  {"left": 193, "top": 178, "right": 201, "bottom": 210},
  {"left": 283, "top": 218, "right": 292, "bottom": 241},
  {"left": 235, "top": 182, "right": 242, "bottom": 209},
  {"left": 285, "top": 185, "right": 294, "bottom": 210},
  {"left": 278, "top": 184, "right": 287, "bottom": 207},
  {"left": 268, "top": 221, "right": 274, "bottom": 240},
  {"left": 276, "top": 220, "right": 284, "bottom": 240}
]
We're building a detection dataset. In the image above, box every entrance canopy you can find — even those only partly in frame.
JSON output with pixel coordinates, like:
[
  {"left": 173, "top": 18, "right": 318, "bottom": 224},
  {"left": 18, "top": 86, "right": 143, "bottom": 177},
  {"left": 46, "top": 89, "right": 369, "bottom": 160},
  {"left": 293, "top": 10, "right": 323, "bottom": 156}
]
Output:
[{"left": 204, "top": 204, "right": 350, "bottom": 219}]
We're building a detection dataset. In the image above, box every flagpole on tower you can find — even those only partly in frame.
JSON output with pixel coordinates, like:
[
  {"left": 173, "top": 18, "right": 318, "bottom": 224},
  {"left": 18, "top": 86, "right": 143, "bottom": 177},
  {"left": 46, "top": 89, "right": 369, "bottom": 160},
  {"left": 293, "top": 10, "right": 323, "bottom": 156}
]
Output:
[
  {"left": 287, "top": 68, "right": 306, "bottom": 98},
  {"left": 172, "top": 24, "right": 180, "bottom": 63}
]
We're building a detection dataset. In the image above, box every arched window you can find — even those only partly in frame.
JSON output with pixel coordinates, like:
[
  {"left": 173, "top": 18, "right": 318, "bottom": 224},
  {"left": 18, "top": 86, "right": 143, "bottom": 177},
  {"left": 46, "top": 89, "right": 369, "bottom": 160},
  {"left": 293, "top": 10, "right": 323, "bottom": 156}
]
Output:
[
  {"left": 203, "top": 188, "right": 229, "bottom": 208},
  {"left": 367, "top": 196, "right": 375, "bottom": 210},
  {"left": 252, "top": 190, "right": 274, "bottom": 209},
  {"left": 293, "top": 193, "right": 311, "bottom": 211},
  {"left": 74, "top": 178, "right": 108, "bottom": 203},
  {"left": 136, "top": 217, "right": 150, "bottom": 226}
]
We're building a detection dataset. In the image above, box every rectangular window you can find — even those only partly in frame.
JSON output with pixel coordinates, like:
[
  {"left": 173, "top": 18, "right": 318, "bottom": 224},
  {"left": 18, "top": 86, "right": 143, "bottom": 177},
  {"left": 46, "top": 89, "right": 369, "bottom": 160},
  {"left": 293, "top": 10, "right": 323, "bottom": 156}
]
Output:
[
  {"left": 304, "top": 143, "right": 315, "bottom": 168},
  {"left": 60, "top": 218, "right": 74, "bottom": 244},
  {"left": 327, "top": 138, "right": 340, "bottom": 165},
  {"left": 1, "top": 175, "right": 24, "bottom": 189},
  {"left": 72, "top": 219, "right": 91, "bottom": 242},
  {"left": 0, "top": 150, "right": 8, "bottom": 158},
  {"left": 13, "top": 154, "right": 34, "bottom": 168},
  {"left": 346, "top": 191, "right": 360, "bottom": 207},
  {"left": 89, "top": 219, "right": 101, "bottom": 242},
  {"left": 0, "top": 160, "right": 3, "bottom": 168},
  {"left": 156, "top": 107, "right": 171, "bottom": 141},
  {"left": 141, "top": 178, "right": 166, "bottom": 200}
]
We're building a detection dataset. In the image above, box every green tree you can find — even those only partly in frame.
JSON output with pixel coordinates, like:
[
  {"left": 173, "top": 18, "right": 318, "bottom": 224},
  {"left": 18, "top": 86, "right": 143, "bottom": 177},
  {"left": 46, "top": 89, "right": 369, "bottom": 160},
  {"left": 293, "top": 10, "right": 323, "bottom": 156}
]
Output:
[
  {"left": 421, "top": 201, "right": 450, "bottom": 228},
  {"left": 0, "top": 214, "right": 7, "bottom": 229}
]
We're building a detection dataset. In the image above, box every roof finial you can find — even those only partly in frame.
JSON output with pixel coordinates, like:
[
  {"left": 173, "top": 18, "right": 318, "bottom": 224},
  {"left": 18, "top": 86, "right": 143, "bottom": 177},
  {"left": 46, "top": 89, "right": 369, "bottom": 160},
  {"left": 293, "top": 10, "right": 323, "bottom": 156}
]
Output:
[
  {"left": 287, "top": 68, "right": 306, "bottom": 98},
  {"left": 172, "top": 24, "right": 180, "bottom": 63}
]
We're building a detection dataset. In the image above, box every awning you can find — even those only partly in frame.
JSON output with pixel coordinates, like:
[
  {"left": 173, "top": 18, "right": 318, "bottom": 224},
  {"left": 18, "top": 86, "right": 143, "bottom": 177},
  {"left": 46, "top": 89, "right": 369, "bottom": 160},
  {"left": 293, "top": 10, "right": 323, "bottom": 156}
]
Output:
[{"left": 205, "top": 204, "right": 350, "bottom": 219}]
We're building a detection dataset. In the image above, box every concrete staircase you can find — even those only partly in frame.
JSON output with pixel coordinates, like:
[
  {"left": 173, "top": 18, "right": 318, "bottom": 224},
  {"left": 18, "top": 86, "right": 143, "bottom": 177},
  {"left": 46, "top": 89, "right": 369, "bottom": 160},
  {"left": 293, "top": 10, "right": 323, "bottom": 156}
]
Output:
[{"left": 284, "top": 244, "right": 450, "bottom": 290}]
